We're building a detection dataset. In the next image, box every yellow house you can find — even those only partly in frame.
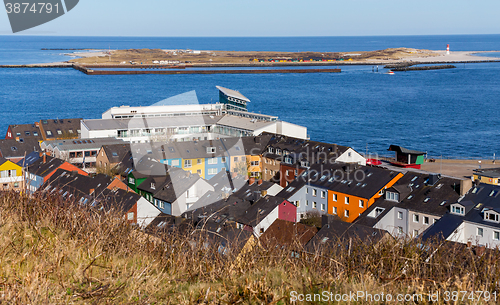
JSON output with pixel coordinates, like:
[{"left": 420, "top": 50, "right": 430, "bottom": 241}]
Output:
[
  {"left": 473, "top": 168, "right": 500, "bottom": 186},
  {"left": 0, "top": 158, "right": 24, "bottom": 191},
  {"left": 182, "top": 158, "right": 205, "bottom": 178}
]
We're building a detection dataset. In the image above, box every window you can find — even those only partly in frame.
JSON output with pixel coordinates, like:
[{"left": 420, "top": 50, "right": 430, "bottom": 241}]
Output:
[
  {"left": 295, "top": 200, "right": 300, "bottom": 207},
  {"left": 451, "top": 205, "right": 465, "bottom": 215},
  {"left": 208, "top": 168, "right": 217, "bottom": 175},
  {"left": 359, "top": 200, "right": 364, "bottom": 208},
  {"left": 485, "top": 211, "right": 500, "bottom": 223},
  {"left": 46, "top": 130, "right": 52, "bottom": 136},
  {"left": 413, "top": 214, "right": 419, "bottom": 223},
  {"left": 206, "top": 147, "right": 216, "bottom": 153},
  {"left": 184, "top": 160, "right": 192, "bottom": 168},
  {"left": 345, "top": 197, "right": 349, "bottom": 205},
  {"left": 312, "top": 202, "right": 317, "bottom": 209},
  {"left": 321, "top": 191, "right": 326, "bottom": 198},
  {"left": 423, "top": 216, "right": 429, "bottom": 225},
  {"left": 321, "top": 203, "right": 325, "bottom": 211},
  {"left": 208, "top": 158, "right": 217, "bottom": 165},
  {"left": 171, "top": 160, "right": 180, "bottom": 166},
  {"left": 150, "top": 183, "right": 155, "bottom": 190},
  {"left": 397, "top": 211, "right": 403, "bottom": 219},
  {"left": 128, "top": 177, "right": 135, "bottom": 185},
  {"left": 344, "top": 210, "right": 349, "bottom": 218},
  {"left": 494, "top": 231, "right": 500, "bottom": 241},
  {"left": 386, "top": 192, "right": 399, "bottom": 202},
  {"left": 413, "top": 230, "right": 419, "bottom": 237},
  {"left": 197, "top": 159, "right": 202, "bottom": 164},
  {"left": 477, "top": 227, "right": 484, "bottom": 237},
  {"left": 221, "top": 157, "right": 226, "bottom": 163},
  {"left": 33, "top": 132, "right": 38, "bottom": 136},
  {"left": 305, "top": 200, "right": 309, "bottom": 206},
  {"left": 312, "top": 189, "right": 317, "bottom": 197},
  {"left": 333, "top": 207, "right": 337, "bottom": 215},
  {"left": 234, "top": 157, "right": 239, "bottom": 162},
  {"left": 306, "top": 188, "right": 308, "bottom": 194},
  {"left": 197, "top": 169, "right": 202, "bottom": 175},
  {"left": 57, "top": 130, "right": 62, "bottom": 135},
  {"left": 332, "top": 193, "right": 337, "bottom": 201},
  {"left": 397, "top": 227, "right": 403, "bottom": 234},
  {"left": 250, "top": 161, "right": 259, "bottom": 166},
  {"left": 127, "top": 212, "right": 134, "bottom": 221}
]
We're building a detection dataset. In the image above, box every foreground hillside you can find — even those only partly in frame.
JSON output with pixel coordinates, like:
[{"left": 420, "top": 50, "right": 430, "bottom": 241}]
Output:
[{"left": 0, "top": 192, "right": 498, "bottom": 304}]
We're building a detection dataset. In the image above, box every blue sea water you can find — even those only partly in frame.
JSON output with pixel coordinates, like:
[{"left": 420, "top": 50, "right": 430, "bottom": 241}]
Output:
[{"left": 1, "top": 35, "right": 500, "bottom": 158}]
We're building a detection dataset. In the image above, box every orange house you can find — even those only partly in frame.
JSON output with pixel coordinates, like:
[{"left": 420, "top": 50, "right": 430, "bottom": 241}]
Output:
[{"left": 327, "top": 171, "right": 403, "bottom": 223}]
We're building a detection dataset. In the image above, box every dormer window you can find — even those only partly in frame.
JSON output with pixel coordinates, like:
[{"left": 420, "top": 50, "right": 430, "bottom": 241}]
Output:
[
  {"left": 151, "top": 183, "right": 156, "bottom": 190},
  {"left": 276, "top": 149, "right": 282, "bottom": 155},
  {"left": 451, "top": 205, "right": 465, "bottom": 215},
  {"left": 300, "top": 161, "right": 309, "bottom": 167},
  {"left": 386, "top": 191, "right": 399, "bottom": 202},
  {"left": 284, "top": 157, "right": 292, "bottom": 164},
  {"left": 267, "top": 147, "right": 274, "bottom": 153},
  {"left": 484, "top": 210, "right": 500, "bottom": 223},
  {"left": 206, "top": 147, "right": 216, "bottom": 153}
]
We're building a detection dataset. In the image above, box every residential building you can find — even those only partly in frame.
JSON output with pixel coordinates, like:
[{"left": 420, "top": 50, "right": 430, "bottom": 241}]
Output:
[
  {"left": 96, "top": 143, "right": 131, "bottom": 170},
  {"left": 305, "top": 215, "right": 391, "bottom": 254},
  {"left": 473, "top": 167, "right": 500, "bottom": 186},
  {"left": 40, "top": 137, "right": 125, "bottom": 172},
  {"left": 5, "top": 123, "right": 43, "bottom": 141},
  {"left": 356, "top": 173, "right": 470, "bottom": 238},
  {"left": 0, "top": 157, "right": 24, "bottom": 191},
  {"left": 0, "top": 138, "right": 40, "bottom": 163},
  {"left": 422, "top": 184, "right": 500, "bottom": 249},
  {"left": 301, "top": 163, "right": 404, "bottom": 223},
  {"left": 24, "top": 155, "right": 88, "bottom": 193},
  {"left": 38, "top": 118, "right": 82, "bottom": 141}
]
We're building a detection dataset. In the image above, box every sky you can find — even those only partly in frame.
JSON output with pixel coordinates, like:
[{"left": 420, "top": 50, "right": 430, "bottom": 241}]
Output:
[{"left": 1, "top": 0, "right": 500, "bottom": 36}]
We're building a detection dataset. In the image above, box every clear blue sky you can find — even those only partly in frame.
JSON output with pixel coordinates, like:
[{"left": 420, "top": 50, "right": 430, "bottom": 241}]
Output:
[{"left": 1, "top": 0, "right": 500, "bottom": 36}]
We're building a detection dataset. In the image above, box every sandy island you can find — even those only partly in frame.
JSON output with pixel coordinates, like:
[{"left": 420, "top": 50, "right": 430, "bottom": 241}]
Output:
[{"left": 62, "top": 48, "right": 500, "bottom": 66}]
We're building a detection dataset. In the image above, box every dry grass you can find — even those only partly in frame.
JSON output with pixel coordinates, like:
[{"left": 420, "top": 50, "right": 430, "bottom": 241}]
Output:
[{"left": 0, "top": 191, "right": 499, "bottom": 304}]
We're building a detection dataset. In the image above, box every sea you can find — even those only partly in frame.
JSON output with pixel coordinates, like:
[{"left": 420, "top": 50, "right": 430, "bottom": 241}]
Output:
[{"left": 1, "top": 35, "right": 500, "bottom": 158}]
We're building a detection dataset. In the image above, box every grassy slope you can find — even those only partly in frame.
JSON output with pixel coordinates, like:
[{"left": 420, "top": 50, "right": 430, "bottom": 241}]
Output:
[{"left": 0, "top": 191, "right": 499, "bottom": 304}]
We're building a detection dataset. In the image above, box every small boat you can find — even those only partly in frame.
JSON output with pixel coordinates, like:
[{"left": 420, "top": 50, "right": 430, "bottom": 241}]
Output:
[{"left": 386, "top": 70, "right": 395, "bottom": 75}]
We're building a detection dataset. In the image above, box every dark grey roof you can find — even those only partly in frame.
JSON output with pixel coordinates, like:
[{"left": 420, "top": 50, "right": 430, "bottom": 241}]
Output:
[
  {"left": 98, "top": 188, "right": 142, "bottom": 213},
  {"left": 6, "top": 123, "right": 43, "bottom": 141},
  {"left": 355, "top": 173, "right": 464, "bottom": 227},
  {"left": 421, "top": 213, "right": 464, "bottom": 242},
  {"left": 306, "top": 217, "right": 389, "bottom": 253},
  {"left": 102, "top": 144, "right": 131, "bottom": 164},
  {"left": 0, "top": 138, "right": 40, "bottom": 159},
  {"left": 26, "top": 155, "right": 65, "bottom": 177},
  {"left": 234, "top": 196, "right": 284, "bottom": 227},
  {"left": 41, "top": 168, "right": 112, "bottom": 201},
  {"left": 473, "top": 168, "right": 500, "bottom": 179},
  {"left": 39, "top": 118, "right": 81, "bottom": 139},
  {"left": 16, "top": 151, "right": 41, "bottom": 167},
  {"left": 388, "top": 145, "right": 425, "bottom": 155},
  {"left": 306, "top": 162, "right": 401, "bottom": 199}
]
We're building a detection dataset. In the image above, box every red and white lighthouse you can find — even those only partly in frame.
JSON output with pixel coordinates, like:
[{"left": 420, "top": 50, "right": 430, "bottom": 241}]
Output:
[{"left": 446, "top": 44, "right": 450, "bottom": 55}]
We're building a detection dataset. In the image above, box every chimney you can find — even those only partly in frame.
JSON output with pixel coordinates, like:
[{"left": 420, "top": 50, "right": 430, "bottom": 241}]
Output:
[
  {"left": 249, "top": 177, "right": 255, "bottom": 185},
  {"left": 261, "top": 190, "right": 267, "bottom": 197},
  {"left": 428, "top": 173, "right": 440, "bottom": 186},
  {"left": 89, "top": 188, "right": 95, "bottom": 195},
  {"left": 43, "top": 152, "right": 46, "bottom": 164},
  {"left": 257, "top": 179, "right": 263, "bottom": 186},
  {"left": 460, "top": 179, "right": 473, "bottom": 196}
]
